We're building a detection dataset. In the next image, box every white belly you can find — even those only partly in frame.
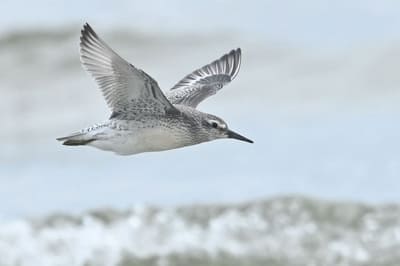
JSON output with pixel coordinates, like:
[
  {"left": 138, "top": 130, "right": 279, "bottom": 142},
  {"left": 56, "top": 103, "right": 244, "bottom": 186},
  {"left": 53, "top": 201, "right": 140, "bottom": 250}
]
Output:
[{"left": 89, "top": 126, "right": 190, "bottom": 155}]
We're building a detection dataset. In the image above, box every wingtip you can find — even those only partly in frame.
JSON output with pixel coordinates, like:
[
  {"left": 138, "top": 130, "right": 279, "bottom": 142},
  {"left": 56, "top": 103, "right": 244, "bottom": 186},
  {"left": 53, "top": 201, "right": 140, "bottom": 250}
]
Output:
[
  {"left": 79, "top": 22, "right": 101, "bottom": 53},
  {"left": 80, "top": 23, "right": 90, "bottom": 43},
  {"left": 228, "top": 48, "right": 242, "bottom": 80},
  {"left": 82, "top": 22, "right": 91, "bottom": 32},
  {"left": 229, "top": 47, "right": 242, "bottom": 54},
  {"left": 80, "top": 22, "right": 98, "bottom": 41}
]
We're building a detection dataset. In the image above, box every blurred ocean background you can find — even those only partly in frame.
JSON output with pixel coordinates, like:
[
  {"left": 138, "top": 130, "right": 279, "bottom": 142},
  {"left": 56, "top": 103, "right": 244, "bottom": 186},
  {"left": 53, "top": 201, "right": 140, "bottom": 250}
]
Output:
[{"left": 1, "top": 0, "right": 400, "bottom": 265}]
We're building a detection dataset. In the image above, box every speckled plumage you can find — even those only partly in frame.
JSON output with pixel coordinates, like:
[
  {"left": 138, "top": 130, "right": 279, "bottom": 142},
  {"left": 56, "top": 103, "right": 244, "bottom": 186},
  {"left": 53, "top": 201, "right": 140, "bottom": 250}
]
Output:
[{"left": 57, "top": 23, "right": 253, "bottom": 155}]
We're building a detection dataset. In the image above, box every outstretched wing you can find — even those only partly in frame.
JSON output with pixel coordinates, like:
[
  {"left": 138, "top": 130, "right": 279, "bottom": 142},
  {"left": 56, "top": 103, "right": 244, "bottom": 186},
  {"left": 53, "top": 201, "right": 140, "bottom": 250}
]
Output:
[
  {"left": 80, "top": 23, "right": 176, "bottom": 118},
  {"left": 166, "top": 48, "right": 241, "bottom": 108}
]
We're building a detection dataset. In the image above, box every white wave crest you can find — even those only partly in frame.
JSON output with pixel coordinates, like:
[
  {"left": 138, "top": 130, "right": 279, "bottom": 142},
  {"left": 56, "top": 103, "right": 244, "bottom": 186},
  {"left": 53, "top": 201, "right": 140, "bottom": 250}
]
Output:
[{"left": 1, "top": 197, "right": 400, "bottom": 266}]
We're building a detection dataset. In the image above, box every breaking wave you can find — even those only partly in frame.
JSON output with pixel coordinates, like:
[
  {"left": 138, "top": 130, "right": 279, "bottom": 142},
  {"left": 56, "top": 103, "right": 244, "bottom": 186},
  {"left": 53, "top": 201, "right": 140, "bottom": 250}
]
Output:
[{"left": 1, "top": 197, "right": 399, "bottom": 266}]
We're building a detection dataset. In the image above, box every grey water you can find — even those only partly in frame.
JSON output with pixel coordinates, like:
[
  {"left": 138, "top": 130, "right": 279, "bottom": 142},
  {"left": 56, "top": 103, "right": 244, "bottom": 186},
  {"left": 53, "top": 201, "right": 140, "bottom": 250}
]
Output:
[
  {"left": 1, "top": 197, "right": 400, "bottom": 266},
  {"left": 1, "top": 25, "right": 400, "bottom": 218}
]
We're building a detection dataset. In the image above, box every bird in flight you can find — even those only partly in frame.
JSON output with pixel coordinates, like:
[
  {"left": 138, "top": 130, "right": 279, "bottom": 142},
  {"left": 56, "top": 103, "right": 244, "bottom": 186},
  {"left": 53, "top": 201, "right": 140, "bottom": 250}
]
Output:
[{"left": 57, "top": 23, "right": 253, "bottom": 155}]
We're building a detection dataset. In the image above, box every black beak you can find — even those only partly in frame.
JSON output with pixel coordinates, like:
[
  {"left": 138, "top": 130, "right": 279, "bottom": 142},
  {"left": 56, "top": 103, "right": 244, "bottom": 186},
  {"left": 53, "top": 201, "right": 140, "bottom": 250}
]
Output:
[{"left": 227, "top": 129, "right": 254, "bottom": 143}]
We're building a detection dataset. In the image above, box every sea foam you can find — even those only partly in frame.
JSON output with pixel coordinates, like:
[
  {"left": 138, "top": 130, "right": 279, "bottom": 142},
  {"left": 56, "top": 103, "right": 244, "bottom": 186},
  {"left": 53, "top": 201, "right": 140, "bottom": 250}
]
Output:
[{"left": 0, "top": 197, "right": 399, "bottom": 266}]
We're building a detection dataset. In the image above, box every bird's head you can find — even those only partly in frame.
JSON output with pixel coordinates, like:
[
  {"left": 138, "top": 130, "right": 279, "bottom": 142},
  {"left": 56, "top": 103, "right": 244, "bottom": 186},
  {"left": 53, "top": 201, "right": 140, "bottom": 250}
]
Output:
[{"left": 202, "top": 114, "right": 253, "bottom": 143}]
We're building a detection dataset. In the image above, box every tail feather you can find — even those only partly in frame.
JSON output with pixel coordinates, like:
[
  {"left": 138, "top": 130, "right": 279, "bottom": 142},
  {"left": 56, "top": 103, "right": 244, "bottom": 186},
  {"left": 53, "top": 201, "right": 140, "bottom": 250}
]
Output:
[
  {"left": 60, "top": 139, "right": 95, "bottom": 146},
  {"left": 56, "top": 132, "right": 95, "bottom": 146}
]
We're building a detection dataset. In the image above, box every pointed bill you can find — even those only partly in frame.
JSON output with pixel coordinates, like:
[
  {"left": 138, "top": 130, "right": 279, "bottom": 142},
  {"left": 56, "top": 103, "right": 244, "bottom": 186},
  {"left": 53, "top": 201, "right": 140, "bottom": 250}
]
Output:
[{"left": 227, "top": 129, "right": 253, "bottom": 143}]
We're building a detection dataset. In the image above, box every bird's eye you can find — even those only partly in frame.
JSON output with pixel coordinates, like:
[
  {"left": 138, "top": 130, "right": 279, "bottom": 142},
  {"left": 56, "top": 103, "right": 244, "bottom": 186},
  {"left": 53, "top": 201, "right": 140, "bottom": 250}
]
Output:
[{"left": 211, "top": 122, "right": 219, "bottom": 128}]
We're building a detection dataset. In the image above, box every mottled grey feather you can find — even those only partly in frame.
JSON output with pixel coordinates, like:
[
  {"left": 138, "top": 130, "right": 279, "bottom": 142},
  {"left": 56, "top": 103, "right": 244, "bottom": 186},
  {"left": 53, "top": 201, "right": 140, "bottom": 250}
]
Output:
[
  {"left": 80, "top": 23, "right": 176, "bottom": 118},
  {"left": 166, "top": 48, "right": 241, "bottom": 108}
]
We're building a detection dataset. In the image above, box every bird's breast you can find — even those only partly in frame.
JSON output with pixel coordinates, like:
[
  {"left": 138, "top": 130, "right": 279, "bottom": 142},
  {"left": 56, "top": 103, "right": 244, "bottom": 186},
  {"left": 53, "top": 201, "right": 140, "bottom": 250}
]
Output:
[{"left": 111, "top": 125, "right": 193, "bottom": 155}]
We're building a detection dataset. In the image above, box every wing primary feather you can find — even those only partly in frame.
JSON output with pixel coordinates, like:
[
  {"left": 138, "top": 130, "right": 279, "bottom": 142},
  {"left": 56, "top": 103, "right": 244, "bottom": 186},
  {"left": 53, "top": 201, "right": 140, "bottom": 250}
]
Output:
[
  {"left": 79, "top": 23, "right": 176, "bottom": 117},
  {"left": 166, "top": 48, "right": 242, "bottom": 108}
]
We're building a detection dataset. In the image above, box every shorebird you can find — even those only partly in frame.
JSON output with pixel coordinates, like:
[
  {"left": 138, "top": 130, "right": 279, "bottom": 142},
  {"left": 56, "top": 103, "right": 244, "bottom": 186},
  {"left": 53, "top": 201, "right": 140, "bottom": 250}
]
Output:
[{"left": 57, "top": 23, "right": 253, "bottom": 155}]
